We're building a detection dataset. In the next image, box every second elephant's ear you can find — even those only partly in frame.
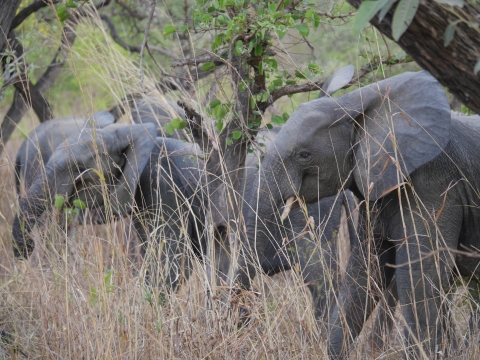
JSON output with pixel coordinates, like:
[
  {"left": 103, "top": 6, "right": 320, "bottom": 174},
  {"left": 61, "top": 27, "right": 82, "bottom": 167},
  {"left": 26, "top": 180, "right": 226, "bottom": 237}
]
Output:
[
  {"left": 109, "top": 123, "right": 157, "bottom": 215},
  {"left": 318, "top": 65, "right": 354, "bottom": 99},
  {"left": 348, "top": 71, "right": 451, "bottom": 200}
]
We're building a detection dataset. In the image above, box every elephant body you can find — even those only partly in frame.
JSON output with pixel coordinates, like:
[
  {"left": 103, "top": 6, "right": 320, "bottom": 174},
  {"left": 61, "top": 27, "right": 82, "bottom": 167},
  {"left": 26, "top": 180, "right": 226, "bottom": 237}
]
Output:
[
  {"left": 237, "top": 70, "right": 480, "bottom": 357},
  {"left": 132, "top": 137, "right": 206, "bottom": 290}
]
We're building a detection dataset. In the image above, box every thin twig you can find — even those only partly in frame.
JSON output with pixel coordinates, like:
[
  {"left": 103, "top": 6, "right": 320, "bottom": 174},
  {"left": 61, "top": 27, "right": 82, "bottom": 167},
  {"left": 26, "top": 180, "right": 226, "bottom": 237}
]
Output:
[{"left": 139, "top": 0, "right": 156, "bottom": 93}]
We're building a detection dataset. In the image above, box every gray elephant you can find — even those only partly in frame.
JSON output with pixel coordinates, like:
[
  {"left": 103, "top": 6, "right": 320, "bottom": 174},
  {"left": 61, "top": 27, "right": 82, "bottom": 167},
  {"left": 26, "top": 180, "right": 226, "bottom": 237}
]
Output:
[
  {"left": 12, "top": 123, "right": 158, "bottom": 258},
  {"left": 131, "top": 137, "right": 207, "bottom": 290},
  {"left": 14, "top": 111, "right": 116, "bottom": 196},
  {"left": 12, "top": 125, "right": 208, "bottom": 292},
  {"left": 235, "top": 70, "right": 480, "bottom": 357}
]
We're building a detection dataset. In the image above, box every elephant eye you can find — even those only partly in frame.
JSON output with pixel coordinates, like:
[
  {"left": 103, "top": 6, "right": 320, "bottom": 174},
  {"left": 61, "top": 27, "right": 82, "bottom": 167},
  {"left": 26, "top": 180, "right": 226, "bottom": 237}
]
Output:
[{"left": 299, "top": 151, "right": 310, "bottom": 159}]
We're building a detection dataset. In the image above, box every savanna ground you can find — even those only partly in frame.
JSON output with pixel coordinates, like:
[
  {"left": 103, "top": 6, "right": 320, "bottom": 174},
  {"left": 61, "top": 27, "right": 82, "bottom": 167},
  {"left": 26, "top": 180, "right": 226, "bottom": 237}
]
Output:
[{"left": 0, "top": 1, "right": 480, "bottom": 358}]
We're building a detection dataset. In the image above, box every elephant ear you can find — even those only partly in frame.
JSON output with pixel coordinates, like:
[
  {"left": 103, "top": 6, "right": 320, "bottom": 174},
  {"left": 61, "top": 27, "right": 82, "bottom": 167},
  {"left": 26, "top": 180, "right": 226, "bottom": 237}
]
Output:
[
  {"left": 350, "top": 71, "right": 451, "bottom": 200},
  {"left": 318, "top": 65, "right": 354, "bottom": 99},
  {"left": 108, "top": 123, "right": 157, "bottom": 215},
  {"left": 92, "top": 111, "right": 116, "bottom": 128}
]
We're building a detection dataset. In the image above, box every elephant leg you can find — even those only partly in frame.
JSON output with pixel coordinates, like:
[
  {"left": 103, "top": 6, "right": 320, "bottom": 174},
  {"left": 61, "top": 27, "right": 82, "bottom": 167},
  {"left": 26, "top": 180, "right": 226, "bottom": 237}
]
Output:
[
  {"left": 294, "top": 232, "right": 339, "bottom": 320},
  {"left": 327, "top": 203, "right": 395, "bottom": 358},
  {"left": 391, "top": 203, "right": 461, "bottom": 358},
  {"left": 370, "top": 275, "right": 398, "bottom": 352}
]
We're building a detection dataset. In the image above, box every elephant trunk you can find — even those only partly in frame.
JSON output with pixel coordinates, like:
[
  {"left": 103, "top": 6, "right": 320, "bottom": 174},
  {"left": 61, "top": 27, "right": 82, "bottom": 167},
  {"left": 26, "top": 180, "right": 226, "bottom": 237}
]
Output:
[
  {"left": 12, "top": 190, "right": 47, "bottom": 258},
  {"left": 237, "top": 155, "right": 299, "bottom": 290}
]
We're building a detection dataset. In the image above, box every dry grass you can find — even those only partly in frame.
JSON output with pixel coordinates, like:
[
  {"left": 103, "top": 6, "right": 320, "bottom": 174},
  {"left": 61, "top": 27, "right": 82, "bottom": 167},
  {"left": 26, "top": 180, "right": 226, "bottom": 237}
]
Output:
[{"left": 1, "top": 8, "right": 480, "bottom": 360}]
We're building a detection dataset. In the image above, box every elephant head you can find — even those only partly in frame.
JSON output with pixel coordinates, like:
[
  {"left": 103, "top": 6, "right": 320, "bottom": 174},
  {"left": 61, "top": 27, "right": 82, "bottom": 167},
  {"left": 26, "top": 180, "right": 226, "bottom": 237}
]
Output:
[
  {"left": 15, "top": 111, "right": 116, "bottom": 196},
  {"left": 237, "top": 70, "right": 451, "bottom": 290},
  {"left": 12, "top": 123, "right": 157, "bottom": 258}
]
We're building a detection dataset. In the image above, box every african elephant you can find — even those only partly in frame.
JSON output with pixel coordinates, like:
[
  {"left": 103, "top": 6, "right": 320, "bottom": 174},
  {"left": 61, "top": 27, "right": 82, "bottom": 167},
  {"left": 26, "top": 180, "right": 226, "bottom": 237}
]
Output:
[
  {"left": 12, "top": 123, "right": 157, "bottom": 258},
  {"left": 14, "top": 111, "right": 116, "bottom": 196},
  {"left": 12, "top": 124, "right": 209, "bottom": 291},
  {"left": 236, "top": 70, "right": 480, "bottom": 357}
]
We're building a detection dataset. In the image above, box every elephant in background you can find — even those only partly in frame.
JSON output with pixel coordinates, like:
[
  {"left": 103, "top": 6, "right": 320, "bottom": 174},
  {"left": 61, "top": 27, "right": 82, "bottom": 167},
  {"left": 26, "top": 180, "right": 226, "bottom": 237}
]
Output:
[
  {"left": 236, "top": 70, "right": 480, "bottom": 357},
  {"left": 12, "top": 124, "right": 209, "bottom": 291},
  {"left": 14, "top": 111, "right": 116, "bottom": 196},
  {"left": 12, "top": 123, "right": 157, "bottom": 258}
]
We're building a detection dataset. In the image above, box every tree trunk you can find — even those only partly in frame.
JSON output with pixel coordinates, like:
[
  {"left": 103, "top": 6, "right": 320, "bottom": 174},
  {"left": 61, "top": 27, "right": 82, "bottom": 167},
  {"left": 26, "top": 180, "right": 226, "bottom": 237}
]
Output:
[
  {"left": 0, "top": 0, "right": 22, "bottom": 52},
  {"left": 347, "top": 0, "right": 480, "bottom": 113}
]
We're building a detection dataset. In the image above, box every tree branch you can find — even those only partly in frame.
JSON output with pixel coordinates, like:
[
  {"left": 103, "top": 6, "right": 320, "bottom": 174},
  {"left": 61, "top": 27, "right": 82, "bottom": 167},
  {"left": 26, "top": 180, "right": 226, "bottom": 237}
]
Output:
[
  {"left": 99, "top": 14, "right": 175, "bottom": 58},
  {"left": 11, "top": 0, "right": 60, "bottom": 30},
  {"left": 315, "top": 11, "right": 356, "bottom": 20},
  {"left": 257, "top": 56, "right": 413, "bottom": 112},
  {"left": 115, "top": 0, "right": 147, "bottom": 20}
]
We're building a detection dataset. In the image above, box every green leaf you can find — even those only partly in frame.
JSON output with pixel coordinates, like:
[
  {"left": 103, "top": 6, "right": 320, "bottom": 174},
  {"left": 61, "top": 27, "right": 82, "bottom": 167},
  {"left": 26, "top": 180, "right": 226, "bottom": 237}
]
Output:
[
  {"left": 266, "top": 123, "right": 273, "bottom": 130},
  {"left": 165, "top": 123, "right": 174, "bottom": 136},
  {"left": 474, "top": 60, "right": 480, "bottom": 75},
  {"left": 232, "top": 130, "right": 242, "bottom": 140},
  {"left": 282, "top": 112, "right": 290, "bottom": 121},
  {"left": 235, "top": 40, "right": 244, "bottom": 56},
  {"left": 216, "top": 120, "right": 224, "bottom": 132},
  {"left": 226, "top": 137, "right": 233, "bottom": 146},
  {"left": 392, "top": 0, "right": 419, "bottom": 41},
  {"left": 434, "top": 0, "right": 464, "bottom": 7},
  {"left": 353, "top": 0, "right": 390, "bottom": 32},
  {"left": 271, "top": 115, "right": 286, "bottom": 125},
  {"left": 73, "top": 199, "right": 86, "bottom": 210},
  {"left": 254, "top": 43, "right": 263, "bottom": 56},
  {"left": 56, "top": 6, "right": 70, "bottom": 22},
  {"left": 163, "top": 25, "right": 177, "bottom": 36},
  {"left": 209, "top": 99, "right": 221, "bottom": 108},
  {"left": 201, "top": 62, "right": 216, "bottom": 71},
  {"left": 213, "top": 104, "right": 227, "bottom": 119},
  {"left": 444, "top": 21, "right": 458, "bottom": 47},
  {"left": 54, "top": 195, "right": 65, "bottom": 211},
  {"left": 305, "top": 9, "right": 314, "bottom": 19},
  {"left": 308, "top": 63, "right": 320, "bottom": 74},
  {"left": 276, "top": 25, "right": 287, "bottom": 39},
  {"left": 66, "top": 0, "right": 77, "bottom": 8},
  {"left": 313, "top": 13, "right": 320, "bottom": 28},
  {"left": 295, "top": 70, "right": 306, "bottom": 79},
  {"left": 171, "top": 117, "right": 182, "bottom": 129},
  {"left": 295, "top": 24, "right": 309, "bottom": 37}
]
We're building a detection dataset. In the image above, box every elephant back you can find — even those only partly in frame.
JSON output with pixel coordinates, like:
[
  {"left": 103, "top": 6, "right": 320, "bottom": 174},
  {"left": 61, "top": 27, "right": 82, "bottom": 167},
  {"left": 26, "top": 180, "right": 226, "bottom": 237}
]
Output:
[{"left": 130, "top": 97, "right": 187, "bottom": 140}]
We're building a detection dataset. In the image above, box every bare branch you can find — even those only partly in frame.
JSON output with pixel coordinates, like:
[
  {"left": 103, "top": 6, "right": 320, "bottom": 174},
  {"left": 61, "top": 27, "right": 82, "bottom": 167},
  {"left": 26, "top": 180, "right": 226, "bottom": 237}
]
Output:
[
  {"left": 11, "top": 0, "right": 60, "bottom": 30},
  {"left": 177, "top": 100, "right": 214, "bottom": 152},
  {"left": 139, "top": 0, "right": 156, "bottom": 92},
  {"left": 172, "top": 52, "right": 227, "bottom": 67},
  {"left": 315, "top": 11, "right": 356, "bottom": 20},
  {"left": 258, "top": 57, "right": 413, "bottom": 112},
  {"left": 99, "top": 14, "right": 175, "bottom": 58},
  {"left": 114, "top": 0, "right": 146, "bottom": 20}
]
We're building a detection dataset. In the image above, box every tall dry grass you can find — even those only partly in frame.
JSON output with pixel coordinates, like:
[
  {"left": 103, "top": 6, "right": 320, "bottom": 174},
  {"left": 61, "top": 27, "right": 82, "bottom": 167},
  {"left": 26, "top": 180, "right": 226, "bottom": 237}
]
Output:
[{"left": 0, "top": 6, "right": 479, "bottom": 360}]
